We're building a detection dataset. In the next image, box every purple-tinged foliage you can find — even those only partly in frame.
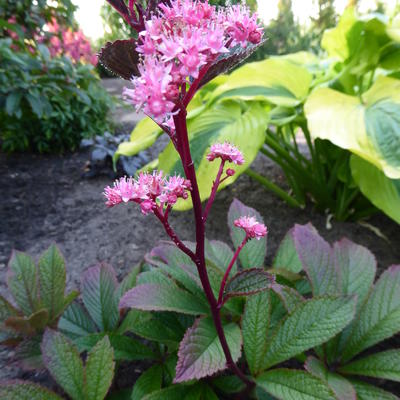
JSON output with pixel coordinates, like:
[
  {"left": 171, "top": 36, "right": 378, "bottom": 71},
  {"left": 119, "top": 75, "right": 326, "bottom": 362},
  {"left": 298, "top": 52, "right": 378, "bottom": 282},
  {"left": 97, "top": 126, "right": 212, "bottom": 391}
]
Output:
[{"left": 0, "top": 380, "right": 63, "bottom": 399}]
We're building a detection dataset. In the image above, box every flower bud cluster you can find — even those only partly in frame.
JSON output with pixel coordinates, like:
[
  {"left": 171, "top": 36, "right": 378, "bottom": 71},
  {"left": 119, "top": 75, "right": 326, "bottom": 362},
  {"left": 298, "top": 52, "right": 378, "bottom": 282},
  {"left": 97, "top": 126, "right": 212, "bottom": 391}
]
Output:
[
  {"left": 206, "top": 142, "right": 245, "bottom": 165},
  {"left": 104, "top": 171, "right": 192, "bottom": 214},
  {"left": 123, "top": 0, "right": 263, "bottom": 123},
  {"left": 234, "top": 216, "right": 268, "bottom": 240}
]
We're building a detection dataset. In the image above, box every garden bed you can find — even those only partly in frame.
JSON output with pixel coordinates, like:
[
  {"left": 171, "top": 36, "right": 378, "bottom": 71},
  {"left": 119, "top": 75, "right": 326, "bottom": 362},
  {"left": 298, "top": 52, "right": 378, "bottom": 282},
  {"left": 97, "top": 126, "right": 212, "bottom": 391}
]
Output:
[{"left": 1, "top": 135, "right": 399, "bottom": 392}]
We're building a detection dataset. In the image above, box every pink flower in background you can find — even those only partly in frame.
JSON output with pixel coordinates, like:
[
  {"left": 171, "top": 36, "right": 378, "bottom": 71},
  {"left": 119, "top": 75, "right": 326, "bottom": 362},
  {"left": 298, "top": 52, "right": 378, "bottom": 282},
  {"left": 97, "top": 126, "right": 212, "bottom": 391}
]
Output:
[
  {"left": 206, "top": 142, "right": 245, "bottom": 165},
  {"left": 123, "top": 0, "right": 263, "bottom": 124},
  {"left": 234, "top": 216, "right": 267, "bottom": 240}
]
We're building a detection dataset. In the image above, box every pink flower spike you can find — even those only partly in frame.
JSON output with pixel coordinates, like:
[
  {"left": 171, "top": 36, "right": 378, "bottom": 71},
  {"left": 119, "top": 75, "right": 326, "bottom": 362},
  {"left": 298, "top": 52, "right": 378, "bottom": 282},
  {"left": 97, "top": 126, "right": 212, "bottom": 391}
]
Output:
[
  {"left": 206, "top": 142, "right": 244, "bottom": 165},
  {"left": 103, "top": 186, "right": 122, "bottom": 208},
  {"left": 234, "top": 216, "right": 267, "bottom": 240},
  {"left": 114, "top": 176, "right": 136, "bottom": 203}
]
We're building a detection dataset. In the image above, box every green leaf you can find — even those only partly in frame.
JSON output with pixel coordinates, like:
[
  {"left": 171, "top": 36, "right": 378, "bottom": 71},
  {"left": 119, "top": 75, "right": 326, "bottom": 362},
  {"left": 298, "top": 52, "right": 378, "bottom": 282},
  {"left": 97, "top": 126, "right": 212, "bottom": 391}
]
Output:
[
  {"left": 175, "top": 317, "right": 242, "bottom": 382},
  {"left": 142, "top": 386, "right": 187, "bottom": 400},
  {"left": 114, "top": 117, "right": 162, "bottom": 163},
  {"left": 341, "top": 265, "right": 400, "bottom": 362},
  {"left": 205, "top": 240, "right": 237, "bottom": 275},
  {"left": 82, "top": 263, "right": 119, "bottom": 331},
  {"left": 351, "top": 155, "right": 400, "bottom": 224},
  {"left": 228, "top": 199, "right": 267, "bottom": 269},
  {"left": 225, "top": 268, "right": 274, "bottom": 299},
  {"left": 131, "top": 364, "right": 163, "bottom": 400},
  {"left": 158, "top": 101, "right": 268, "bottom": 210},
  {"left": 183, "top": 383, "right": 219, "bottom": 400},
  {"left": 387, "top": 14, "right": 400, "bottom": 42},
  {"left": 58, "top": 302, "right": 97, "bottom": 340},
  {"left": 85, "top": 336, "right": 115, "bottom": 400},
  {"left": 136, "top": 270, "right": 176, "bottom": 286},
  {"left": 119, "top": 284, "right": 209, "bottom": 315},
  {"left": 116, "top": 264, "right": 141, "bottom": 301},
  {"left": 28, "top": 308, "right": 49, "bottom": 330},
  {"left": 14, "top": 336, "right": 43, "bottom": 370},
  {"left": 270, "top": 284, "right": 304, "bottom": 313},
  {"left": 41, "top": 330, "right": 84, "bottom": 400},
  {"left": 26, "top": 93, "right": 44, "bottom": 118},
  {"left": 272, "top": 227, "right": 302, "bottom": 273},
  {"left": 211, "top": 375, "right": 245, "bottom": 395},
  {"left": 211, "top": 58, "right": 312, "bottom": 107},
  {"left": 261, "top": 297, "right": 356, "bottom": 370},
  {"left": 339, "top": 349, "right": 400, "bottom": 382},
  {"left": 305, "top": 356, "right": 356, "bottom": 400},
  {"left": 75, "top": 333, "right": 156, "bottom": 360},
  {"left": 305, "top": 76, "right": 400, "bottom": 180},
  {"left": 5, "top": 91, "right": 23, "bottom": 116},
  {"left": 350, "top": 379, "right": 399, "bottom": 400},
  {"left": 38, "top": 245, "right": 66, "bottom": 321},
  {"left": 256, "top": 369, "right": 336, "bottom": 400},
  {"left": 0, "top": 295, "right": 19, "bottom": 322},
  {"left": 0, "top": 380, "right": 62, "bottom": 400},
  {"left": 242, "top": 291, "right": 271, "bottom": 375},
  {"left": 7, "top": 251, "right": 38, "bottom": 315}
]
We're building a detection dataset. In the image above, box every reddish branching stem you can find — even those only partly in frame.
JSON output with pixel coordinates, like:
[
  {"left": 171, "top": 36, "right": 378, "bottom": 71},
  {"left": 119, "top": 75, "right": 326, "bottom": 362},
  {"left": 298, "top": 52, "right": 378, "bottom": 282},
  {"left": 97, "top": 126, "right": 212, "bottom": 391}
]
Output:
[{"left": 203, "top": 160, "right": 226, "bottom": 224}]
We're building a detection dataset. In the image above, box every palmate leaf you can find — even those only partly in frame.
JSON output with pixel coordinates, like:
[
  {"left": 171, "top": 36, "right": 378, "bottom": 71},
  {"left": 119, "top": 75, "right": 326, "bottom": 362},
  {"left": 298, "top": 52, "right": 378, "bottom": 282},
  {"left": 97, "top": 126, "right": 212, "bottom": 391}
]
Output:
[
  {"left": 261, "top": 297, "right": 356, "bottom": 370},
  {"left": 341, "top": 265, "right": 400, "bottom": 362},
  {"left": 305, "top": 356, "right": 356, "bottom": 400},
  {"left": 131, "top": 364, "right": 163, "bottom": 400},
  {"left": 0, "top": 380, "right": 62, "bottom": 400},
  {"left": 41, "top": 330, "right": 84, "bottom": 400},
  {"left": 242, "top": 291, "right": 271, "bottom": 375},
  {"left": 157, "top": 101, "right": 268, "bottom": 211},
  {"left": 339, "top": 349, "right": 400, "bottom": 382},
  {"left": 82, "top": 263, "right": 119, "bottom": 332},
  {"left": 37, "top": 244, "right": 66, "bottom": 321},
  {"left": 85, "top": 336, "right": 115, "bottom": 400},
  {"left": 119, "top": 283, "right": 209, "bottom": 315},
  {"left": 292, "top": 224, "right": 340, "bottom": 296},
  {"left": 350, "top": 379, "right": 399, "bottom": 400},
  {"left": 256, "top": 369, "right": 337, "bottom": 400},
  {"left": 228, "top": 199, "right": 267, "bottom": 269},
  {"left": 7, "top": 251, "right": 38, "bottom": 315},
  {"left": 174, "top": 317, "right": 242, "bottom": 383},
  {"left": 224, "top": 268, "right": 274, "bottom": 299}
]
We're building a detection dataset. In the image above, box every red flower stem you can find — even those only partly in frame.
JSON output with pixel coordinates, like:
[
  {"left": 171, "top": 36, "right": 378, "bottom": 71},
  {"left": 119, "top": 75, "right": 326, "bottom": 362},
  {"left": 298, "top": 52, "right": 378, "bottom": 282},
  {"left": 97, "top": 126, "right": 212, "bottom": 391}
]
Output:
[
  {"left": 217, "top": 236, "right": 248, "bottom": 306},
  {"left": 203, "top": 160, "right": 225, "bottom": 224},
  {"left": 154, "top": 209, "right": 195, "bottom": 261},
  {"left": 174, "top": 110, "right": 254, "bottom": 390}
]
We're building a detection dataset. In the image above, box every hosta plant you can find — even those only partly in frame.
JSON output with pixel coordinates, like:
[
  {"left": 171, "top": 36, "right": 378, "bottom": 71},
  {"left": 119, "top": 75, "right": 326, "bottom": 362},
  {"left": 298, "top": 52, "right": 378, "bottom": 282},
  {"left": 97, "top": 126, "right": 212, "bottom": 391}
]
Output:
[
  {"left": 58, "top": 262, "right": 156, "bottom": 362},
  {"left": 0, "top": 245, "right": 78, "bottom": 369}
]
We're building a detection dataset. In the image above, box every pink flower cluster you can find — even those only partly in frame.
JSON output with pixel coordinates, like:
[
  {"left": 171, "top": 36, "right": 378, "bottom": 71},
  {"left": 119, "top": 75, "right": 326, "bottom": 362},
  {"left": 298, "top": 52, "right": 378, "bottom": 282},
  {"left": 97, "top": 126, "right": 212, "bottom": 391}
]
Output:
[
  {"left": 123, "top": 0, "right": 263, "bottom": 123},
  {"left": 207, "top": 142, "right": 244, "bottom": 165},
  {"left": 234, "top": 216, "right": 267, "bottom": 240},
  {"left": 104, "top": 172, "right": 192, "bottom": 214},
  {"left": 45, "top": 19, "right": 97, "bottom": 66}
]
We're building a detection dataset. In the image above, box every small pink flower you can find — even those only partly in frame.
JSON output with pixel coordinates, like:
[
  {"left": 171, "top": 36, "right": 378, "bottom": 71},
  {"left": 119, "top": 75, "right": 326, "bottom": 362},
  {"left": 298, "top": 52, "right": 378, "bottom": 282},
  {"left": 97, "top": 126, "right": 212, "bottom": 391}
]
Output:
[
  {"left": 103, "top": 186, "right": 122, "bottom": 207},
  {"left": 234, "top": 216, "right": 267, "bottom": 240},
  {"left": 206, "top": 142, "right": 244, "bottom": 165},
  {"left": 115, "top": 177, "right": 136, "bottom": 202}
]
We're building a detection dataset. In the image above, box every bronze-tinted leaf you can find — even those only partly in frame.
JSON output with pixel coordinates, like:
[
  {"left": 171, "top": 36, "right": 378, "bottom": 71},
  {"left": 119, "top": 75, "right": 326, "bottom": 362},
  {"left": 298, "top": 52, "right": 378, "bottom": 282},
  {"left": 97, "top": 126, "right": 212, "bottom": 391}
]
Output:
[
  {"left": 199, "top": 41, "right": 265, "bottom": 88},
  {"left": 98, "top": 39, "right": 141, "bottom": 80}
]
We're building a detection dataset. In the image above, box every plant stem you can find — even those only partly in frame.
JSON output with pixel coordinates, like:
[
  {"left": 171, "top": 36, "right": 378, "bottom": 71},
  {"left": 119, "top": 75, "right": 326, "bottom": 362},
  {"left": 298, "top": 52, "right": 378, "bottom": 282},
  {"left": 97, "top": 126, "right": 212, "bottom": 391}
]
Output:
[
  {"left": 203, "top": 160, "right": 225, "bottom": 224},
  {"left": 217, "top": 236, "right": 248, "bottom": 306},
  {"left": 245, "top": 168, "right": 302, "bottom": 208},
  {"left": 174, "top": 110, "right": 254, "bottom": 390}
]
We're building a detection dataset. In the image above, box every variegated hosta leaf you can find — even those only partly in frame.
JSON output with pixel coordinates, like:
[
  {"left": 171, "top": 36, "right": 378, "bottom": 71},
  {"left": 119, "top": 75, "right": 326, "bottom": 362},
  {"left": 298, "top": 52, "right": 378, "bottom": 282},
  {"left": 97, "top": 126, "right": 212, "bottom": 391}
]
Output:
[
  {"left": 242, "top": 291, "right": 271, "bottom": 375},
  {"left": 228, "top": 199, "right": 267, "bottom": 269},
  {"left": 256, "top": 369, "right": 337, "bottom": 400},
  {"left": 41, "top": 330, "right": 84, "bottom": 400},
  {"left": 0, "top": 380, "right": 63, "bottom": 400},
  {"left": 261, "top": 297, "right": 356, "bottom": 370},
  {"left": 174, "top": 317, "right": 242, "bottom": 382},
  {"left": 85, "top": 336, "right": 115, "bottom": 400},
  {"left": 339, "top": 349, "right": 400, "bottom": 382},
  {"left": 157, "top": 101, "right": 268, "bottom": 211},
  {"left": 305, "top": 76, "right": 400, "bottom": 180},
  {"left": 82, "top": 263, "right": 119, "bottom": 332},
  {"left": 119, "top": 283, "right": 209, "bottom": 315},
  {"left": 131, "top": 364, "right": 163, "bottom": 400},
  {"left": 341, "top": 265, "right": 400, "bottom": 362},
  {"left": 351, "top": 155, "right": 400, "bottom": 224},
  {"left": 210, "top": 58, "right": 312, "bottom": 107},
  {"left": 305, "top": 356, "right": 356, "bottom": 400},
  {"left": 37, "top": 244, "right": 66, "bottom": 321},
  {"left": 292, "top": 224, "right": 340, "bottom": 296},
  {"left": 350, "top": 379, "right": 399, "bottom": 400},
  {"left": 7, "top": 251, "right": 38, "bottom": 315},
  {"left": 224, "top": 268, "right": 274, "bottom": 299}
]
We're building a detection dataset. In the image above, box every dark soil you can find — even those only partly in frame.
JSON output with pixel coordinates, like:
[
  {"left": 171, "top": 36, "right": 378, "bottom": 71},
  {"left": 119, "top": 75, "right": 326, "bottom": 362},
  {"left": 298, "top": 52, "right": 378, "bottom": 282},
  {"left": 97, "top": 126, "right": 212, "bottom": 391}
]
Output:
[{"left": 1, "top": 134, "right": 399, "bottom": 395}]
